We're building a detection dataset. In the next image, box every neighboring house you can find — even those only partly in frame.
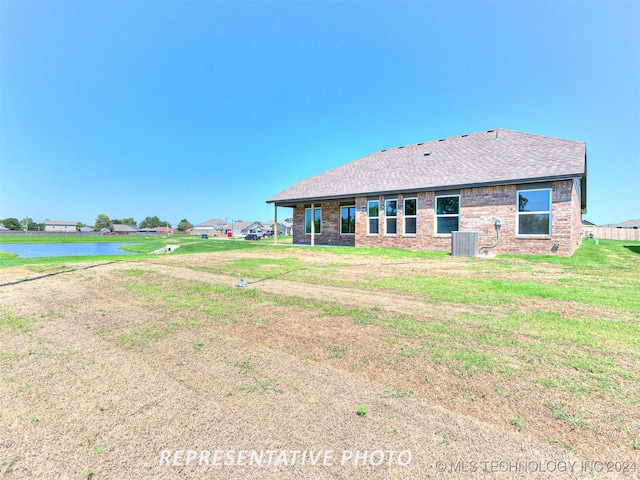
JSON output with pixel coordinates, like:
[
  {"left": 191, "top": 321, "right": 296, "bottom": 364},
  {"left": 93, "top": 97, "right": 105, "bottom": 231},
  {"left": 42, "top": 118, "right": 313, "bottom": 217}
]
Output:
[
  {"left": 79, "top": 226, "right": 93, "bottom": 232},
  {"left": 261, "top": 220, "right": 289, "bottom": 235},
  {"left": 599, "top": 219, "right": 640, "bottom": 229},
  {"left": 0, "top": 224, "right": 9, "bottom": 231},
  {"left": 234, "top": 221, "right": 263, "bottom": 235},
  {"left": 233, "top": 221, "right": 252, "bottom": 235},
  {"left": 154, "top": 226, "right": 175, "bottom": 235},
  {"left": 267, "top": 128, "right": 587, "bottom": 256},
  {"left": 190, "top": 218, "right": 230, "bottom": 236},
  {"left": 113, "top": 224, "right": 138, "bottom": 235},
  {"left": 44, "top": 220, "right": 77, "bottom": 232},
  {"left": 247, "top": 222, "right": 266, "bottom": 234},
  {"left": 282, "top": 218, "right": 293, "bottom": 236}
]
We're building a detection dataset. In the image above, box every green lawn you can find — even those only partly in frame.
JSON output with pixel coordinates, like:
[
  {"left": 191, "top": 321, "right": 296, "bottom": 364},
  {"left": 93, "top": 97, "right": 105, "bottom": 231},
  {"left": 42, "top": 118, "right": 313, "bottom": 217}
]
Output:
[{"left": 1, "top": 237, "right": 639, "bottom": 458}]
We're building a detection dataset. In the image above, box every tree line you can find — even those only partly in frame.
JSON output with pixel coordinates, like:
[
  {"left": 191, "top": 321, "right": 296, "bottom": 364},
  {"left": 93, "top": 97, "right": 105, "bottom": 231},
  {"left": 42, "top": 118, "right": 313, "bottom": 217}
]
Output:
[{"left": 1, "top": 216, "right": 195, "bottom": 232}]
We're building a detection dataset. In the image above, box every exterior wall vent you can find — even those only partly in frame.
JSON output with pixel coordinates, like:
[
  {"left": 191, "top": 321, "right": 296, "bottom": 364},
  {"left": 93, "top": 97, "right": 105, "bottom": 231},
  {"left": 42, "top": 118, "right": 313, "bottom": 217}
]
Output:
[{"left": 451, "top": 231, "right": 479, "bottom": 256}]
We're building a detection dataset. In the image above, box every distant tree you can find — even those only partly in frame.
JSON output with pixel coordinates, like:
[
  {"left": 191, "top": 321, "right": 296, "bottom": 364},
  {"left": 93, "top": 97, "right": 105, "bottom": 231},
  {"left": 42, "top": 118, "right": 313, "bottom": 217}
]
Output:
[
  {"left": 1, "top": 218, "right": 21, "bottom": 230},
  {"left": 139, "top": 216, "right": 171, "bottom": 229},
  {"left": 94, "top": 214, "right": 113, "bottom": 231},
  {"left": 177, "top": 219, "right": 194, "bottom": 231},
  {"left": 21, "top": 217, "right": 34, "bottom": 231},
  {"left": 20, "top": 218, "right": 44, "bottom": 231},
  {"left": 76, "top": 221, "right": 87, "bottom": 229},
  {"left": 139, "top": 216, "right": 161, "bottom": 229},
  {"left": 112, "top": 217, "right": 137, "bottom": 227}
]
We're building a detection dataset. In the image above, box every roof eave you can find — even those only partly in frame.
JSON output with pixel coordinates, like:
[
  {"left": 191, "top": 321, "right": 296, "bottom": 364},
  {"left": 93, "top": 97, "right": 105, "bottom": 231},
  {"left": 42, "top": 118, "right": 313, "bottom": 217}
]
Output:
[{"left": 267, "top": 174, "right": 584, "bottom": 206}]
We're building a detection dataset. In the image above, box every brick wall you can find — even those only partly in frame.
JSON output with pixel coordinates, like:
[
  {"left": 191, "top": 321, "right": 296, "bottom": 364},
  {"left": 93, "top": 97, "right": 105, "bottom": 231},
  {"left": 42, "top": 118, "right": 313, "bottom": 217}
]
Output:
[
  {"left": 570, "top": 178, "right": 583, "bottom": 251},
  {"left": 292, "top": 202, "right": 355, "bottom": 246},
  {"left": 292, "top": 180, "right": 581, "bottom": 256}
]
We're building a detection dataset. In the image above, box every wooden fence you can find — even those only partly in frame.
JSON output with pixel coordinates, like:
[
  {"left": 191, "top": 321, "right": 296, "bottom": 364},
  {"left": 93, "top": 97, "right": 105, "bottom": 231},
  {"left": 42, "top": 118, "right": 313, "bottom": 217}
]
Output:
[{"left": 585, "top": 227, "right": 640, "bottom": 241}]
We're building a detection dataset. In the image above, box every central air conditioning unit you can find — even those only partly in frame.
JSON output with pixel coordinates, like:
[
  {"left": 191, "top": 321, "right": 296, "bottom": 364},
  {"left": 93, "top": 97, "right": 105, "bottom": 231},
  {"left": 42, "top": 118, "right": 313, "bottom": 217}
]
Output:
[{"left": 451, "top": 231, "right": 479, "bottom": 257}]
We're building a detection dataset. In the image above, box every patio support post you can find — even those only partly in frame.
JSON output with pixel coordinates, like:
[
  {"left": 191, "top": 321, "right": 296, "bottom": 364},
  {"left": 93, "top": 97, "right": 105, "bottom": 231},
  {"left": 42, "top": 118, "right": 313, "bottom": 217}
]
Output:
[
  {"left": 310, "top": 203, "right": 315, "bottom": 246},
  {"left": 273, "top": 204, "right": 278, "bottom": 245}
]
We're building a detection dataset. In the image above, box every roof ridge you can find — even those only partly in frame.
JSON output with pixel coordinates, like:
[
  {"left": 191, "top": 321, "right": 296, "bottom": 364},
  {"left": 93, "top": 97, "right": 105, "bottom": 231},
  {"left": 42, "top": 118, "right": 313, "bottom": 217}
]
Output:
[
  {"left": 267, "top": 129, "right": 586, "bottom": 204},
  {"left": 386, "top": 128, "right": 569, "bottom": 150}
]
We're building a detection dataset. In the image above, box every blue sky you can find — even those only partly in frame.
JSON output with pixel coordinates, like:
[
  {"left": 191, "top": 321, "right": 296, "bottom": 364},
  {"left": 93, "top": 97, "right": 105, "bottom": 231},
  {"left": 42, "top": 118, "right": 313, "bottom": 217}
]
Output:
[{"left": 1, "top": 1, "right": 638, "bottom": 227}]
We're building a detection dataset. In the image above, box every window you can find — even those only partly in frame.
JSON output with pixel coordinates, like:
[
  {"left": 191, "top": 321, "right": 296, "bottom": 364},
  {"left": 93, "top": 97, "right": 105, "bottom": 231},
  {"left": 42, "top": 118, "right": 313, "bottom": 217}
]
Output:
[
  {"left": 517, "top": 188, "right": 551, "bottom": 235},
  {"left": 305, "top": 207, "right": 321, "bottom": 234},
  {"left": 368, "top": 200, "right": 379, "bottom": 234},
  {"left": 404, "top": 198, "right": 417, "bottom": 235},
  {"left": 340, "top": 206, "right": 355, "bottom": 234},
  {"left": 385, "top": 199, "right": 398, "bottom": 235},
  {"left": 435, "top": 195, "right": 459, "bottom": 234}
]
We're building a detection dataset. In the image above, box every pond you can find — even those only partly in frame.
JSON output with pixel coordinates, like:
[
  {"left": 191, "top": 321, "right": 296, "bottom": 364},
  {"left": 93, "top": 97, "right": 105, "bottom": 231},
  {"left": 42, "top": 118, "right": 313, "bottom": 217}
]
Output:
[{"left": 0, "top": 242, "right": 140, "bottom": 258}]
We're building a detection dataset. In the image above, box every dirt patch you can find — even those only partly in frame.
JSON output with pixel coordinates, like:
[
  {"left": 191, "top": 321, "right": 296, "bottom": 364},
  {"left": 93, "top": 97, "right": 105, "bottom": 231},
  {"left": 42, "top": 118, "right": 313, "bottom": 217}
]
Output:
[{"left": 0, "top": 252, "right": 638, "bottom": 479}]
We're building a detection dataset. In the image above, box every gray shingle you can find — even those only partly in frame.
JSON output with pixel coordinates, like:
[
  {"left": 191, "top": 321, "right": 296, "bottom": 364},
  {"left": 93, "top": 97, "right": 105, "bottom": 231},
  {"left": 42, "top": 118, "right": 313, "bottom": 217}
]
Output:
[{"left": 267, "top": 129, "right": 586, "bottom": 204}]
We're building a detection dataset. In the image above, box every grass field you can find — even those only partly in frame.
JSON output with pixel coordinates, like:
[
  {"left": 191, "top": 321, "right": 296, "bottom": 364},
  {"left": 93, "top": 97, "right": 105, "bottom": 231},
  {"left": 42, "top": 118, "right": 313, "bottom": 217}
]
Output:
[{"left": 0, "top": 238, "right": 638, "bottom": 478}]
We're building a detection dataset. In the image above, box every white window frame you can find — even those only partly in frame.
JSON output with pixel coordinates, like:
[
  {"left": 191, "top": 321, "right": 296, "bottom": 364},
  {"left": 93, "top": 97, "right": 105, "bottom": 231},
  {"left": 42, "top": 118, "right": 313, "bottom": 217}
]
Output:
[
  {"left": 403, "top": 197, "right": 417, "bottom": 235},
  {"left": 340, "top": 205, "right": 356, "bottom": 235},
  {"left": 304, "top": 207, "right": 322, "bottom": 235},
  {"left": 367, "top": 200, "right": 379, "bottom": 235},
  {"left": 516, "top": 188, "right": 552, "bottom": 236},
  {"left": 385, "top": 199, "right": 398, "bottom": 236},
  {"left": 434, "top": 194, "right": 460, "bottom": 235}
]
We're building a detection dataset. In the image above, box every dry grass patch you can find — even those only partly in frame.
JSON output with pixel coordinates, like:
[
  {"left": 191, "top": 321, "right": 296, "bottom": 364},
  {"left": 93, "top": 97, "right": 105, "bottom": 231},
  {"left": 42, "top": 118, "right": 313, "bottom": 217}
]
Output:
[{"left": 0, "top": 241, "right": 638, "bottom": 478}]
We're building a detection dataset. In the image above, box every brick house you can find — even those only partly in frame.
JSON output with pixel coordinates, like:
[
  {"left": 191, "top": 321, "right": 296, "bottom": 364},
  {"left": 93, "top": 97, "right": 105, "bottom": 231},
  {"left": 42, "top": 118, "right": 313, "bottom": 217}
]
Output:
[
  {"left": 154, "top": 226, "right": 175, "bottom": 235},
  {"left": 267, "top": 129, "right": 587, "bottom": 256}
]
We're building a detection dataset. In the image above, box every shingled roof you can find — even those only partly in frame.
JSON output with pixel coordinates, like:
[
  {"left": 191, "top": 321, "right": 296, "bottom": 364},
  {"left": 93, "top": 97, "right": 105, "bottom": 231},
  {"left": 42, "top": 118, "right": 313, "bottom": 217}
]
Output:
[
  {"left": 44, "top": 220, "right": 77, "bottom": 226},
  {"left": 267, "top": 129, "right": 586, "bottom": 206},
  {"left": 600, "top": 219, "right": 640, "bottom": 229}
]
